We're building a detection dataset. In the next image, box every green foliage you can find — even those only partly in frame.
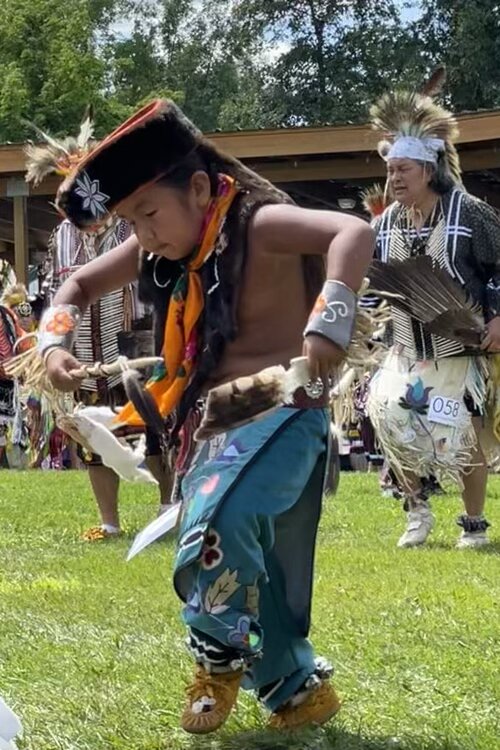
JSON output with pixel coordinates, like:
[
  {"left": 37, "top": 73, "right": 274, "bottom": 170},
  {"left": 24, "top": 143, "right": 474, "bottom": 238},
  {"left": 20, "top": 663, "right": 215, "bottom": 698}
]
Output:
[
  {"left": 0, "top": 1, "right": 499, "bottom": 142},
  {"left": 0, "top": 0, "right": 107, "bottom": 140},
  {"left": 414, "top": 0, "right": 500, "bottom": 111}
]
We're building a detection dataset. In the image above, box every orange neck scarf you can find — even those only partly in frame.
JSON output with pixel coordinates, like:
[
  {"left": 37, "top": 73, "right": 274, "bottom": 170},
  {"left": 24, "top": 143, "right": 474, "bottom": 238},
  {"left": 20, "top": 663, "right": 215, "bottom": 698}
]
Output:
[{"left": 118, "top": 173, "right": 238, "bottom": 427}]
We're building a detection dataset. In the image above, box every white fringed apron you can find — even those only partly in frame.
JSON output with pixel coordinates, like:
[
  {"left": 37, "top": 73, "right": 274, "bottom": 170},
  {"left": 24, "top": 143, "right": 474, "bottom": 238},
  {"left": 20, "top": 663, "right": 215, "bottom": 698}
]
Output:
[{"left": 367, "top": 346, "right": 489, "bottom": 484}]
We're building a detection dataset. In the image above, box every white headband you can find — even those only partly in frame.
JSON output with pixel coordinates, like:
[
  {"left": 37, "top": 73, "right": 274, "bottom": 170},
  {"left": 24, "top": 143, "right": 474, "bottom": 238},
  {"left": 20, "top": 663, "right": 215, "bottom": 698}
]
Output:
[{"left": 385, "top": 135, "right": 445, "bottom": 164}]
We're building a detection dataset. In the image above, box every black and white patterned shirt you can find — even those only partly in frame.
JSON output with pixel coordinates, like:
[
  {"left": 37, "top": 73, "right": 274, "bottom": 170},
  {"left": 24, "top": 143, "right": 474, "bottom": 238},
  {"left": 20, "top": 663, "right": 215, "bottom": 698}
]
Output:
[{"left": 373, "top": 188, "right": 500, "bottom": 359}]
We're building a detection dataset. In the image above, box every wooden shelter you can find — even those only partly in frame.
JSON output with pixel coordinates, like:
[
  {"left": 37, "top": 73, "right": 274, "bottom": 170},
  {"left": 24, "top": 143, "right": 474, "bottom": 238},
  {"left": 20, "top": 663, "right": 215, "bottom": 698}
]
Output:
[{"left": 1, "top": 108, "right": 500, "bottom": 285}]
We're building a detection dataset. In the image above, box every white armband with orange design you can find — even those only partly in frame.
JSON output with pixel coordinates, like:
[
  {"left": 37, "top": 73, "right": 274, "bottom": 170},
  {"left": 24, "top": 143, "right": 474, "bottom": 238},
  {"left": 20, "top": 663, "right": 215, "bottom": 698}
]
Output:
[
  {"left": 38, "top": 304, "right": 81, "bottom": 358},
  {"left": 304, "top": 280, "right": 357, "bottom": 351}
]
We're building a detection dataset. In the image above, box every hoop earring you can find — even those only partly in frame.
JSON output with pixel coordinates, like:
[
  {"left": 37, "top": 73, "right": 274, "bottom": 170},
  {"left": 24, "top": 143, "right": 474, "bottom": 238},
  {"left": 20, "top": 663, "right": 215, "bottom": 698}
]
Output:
[{"left": 153, "top": 256, "right": 171, "bottom": 289}]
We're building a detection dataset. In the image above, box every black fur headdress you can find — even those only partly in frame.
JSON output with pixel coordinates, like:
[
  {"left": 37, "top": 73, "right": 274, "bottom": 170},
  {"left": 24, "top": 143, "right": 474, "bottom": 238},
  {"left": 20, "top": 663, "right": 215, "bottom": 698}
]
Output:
[{"left": 56, "top": 99, "right": 287, "bottom": 229}]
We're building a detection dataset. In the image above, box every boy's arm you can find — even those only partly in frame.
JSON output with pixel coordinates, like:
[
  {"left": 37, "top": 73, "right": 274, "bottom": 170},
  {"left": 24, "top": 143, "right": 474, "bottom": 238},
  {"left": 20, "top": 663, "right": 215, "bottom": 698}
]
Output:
[
  {"left": 45, "top": 234, "right": 141, "bottom": 391},
  {"left": 250, "top": 204, "right": 375, "bottom": 379},
  {"left": 250, "top": 203, "right": 374, "bottom": 292},
  {"left": 52, "top": 234, "right": 141, "bottom": 310}
]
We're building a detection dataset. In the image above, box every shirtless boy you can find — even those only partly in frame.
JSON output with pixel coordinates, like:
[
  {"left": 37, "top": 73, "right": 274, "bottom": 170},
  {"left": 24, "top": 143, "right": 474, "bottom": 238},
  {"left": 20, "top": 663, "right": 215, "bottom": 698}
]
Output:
[{"left": 40, "top": 100, "right": 374, "bottom": 733}]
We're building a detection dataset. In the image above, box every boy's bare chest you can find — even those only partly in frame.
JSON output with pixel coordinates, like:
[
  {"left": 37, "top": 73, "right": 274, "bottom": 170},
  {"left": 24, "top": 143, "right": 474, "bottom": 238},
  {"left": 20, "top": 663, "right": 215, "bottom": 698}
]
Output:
[{"left": 208, "top": 251, "right": 309, "bottom": 386}]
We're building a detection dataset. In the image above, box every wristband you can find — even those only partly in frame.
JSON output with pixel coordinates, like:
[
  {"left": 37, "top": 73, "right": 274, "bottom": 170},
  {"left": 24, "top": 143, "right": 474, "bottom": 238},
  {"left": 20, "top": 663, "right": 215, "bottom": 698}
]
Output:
[
  {"left": 38, "top": 304, "right": 81, "bottom": 356},
  {"left": 304, "top": 280, "right": 357, "bottom": 351}
]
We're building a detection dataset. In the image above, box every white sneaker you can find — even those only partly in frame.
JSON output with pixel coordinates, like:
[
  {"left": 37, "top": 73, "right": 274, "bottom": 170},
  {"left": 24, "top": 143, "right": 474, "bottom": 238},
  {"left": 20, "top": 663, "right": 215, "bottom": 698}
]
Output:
[
  {"left": 456, "top": 531, "right": 490, "bottom": 549},
  {"left": 397, "top": 506, "right": 434, "bottom": 548}
]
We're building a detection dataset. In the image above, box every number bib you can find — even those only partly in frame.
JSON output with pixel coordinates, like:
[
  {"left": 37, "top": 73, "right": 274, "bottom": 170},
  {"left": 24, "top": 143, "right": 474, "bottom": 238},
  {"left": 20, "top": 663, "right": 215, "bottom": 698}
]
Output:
[
  {"left": 428, "top": 396, "right": 464, "bottom": 427},
  {"left": 367, "top": 347, "right": 487, "bottom": 484}
]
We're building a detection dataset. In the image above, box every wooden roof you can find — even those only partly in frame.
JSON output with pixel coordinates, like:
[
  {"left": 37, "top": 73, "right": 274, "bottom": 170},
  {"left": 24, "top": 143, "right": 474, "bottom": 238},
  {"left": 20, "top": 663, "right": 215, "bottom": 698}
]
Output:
[
  {"left": 2, "top": 108, "right": 500, "bottom": 283},
  {"left": 1, "top": 108, "right": 500, "bottom": 196}
]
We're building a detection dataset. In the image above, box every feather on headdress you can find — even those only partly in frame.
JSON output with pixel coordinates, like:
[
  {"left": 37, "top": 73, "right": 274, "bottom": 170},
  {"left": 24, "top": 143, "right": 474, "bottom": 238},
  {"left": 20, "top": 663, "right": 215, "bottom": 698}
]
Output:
[
  {"left": 24, "top": 107, "right": 96, "bottom": 186},
  {"left": 361, "top": 183, "right": 390, "bottom": 219},
  {"left": 1, "top": 283, "right": 29, "bottom": 309},
  {"left": 370, "top": 66, "right": 462, "bottom": 185}
]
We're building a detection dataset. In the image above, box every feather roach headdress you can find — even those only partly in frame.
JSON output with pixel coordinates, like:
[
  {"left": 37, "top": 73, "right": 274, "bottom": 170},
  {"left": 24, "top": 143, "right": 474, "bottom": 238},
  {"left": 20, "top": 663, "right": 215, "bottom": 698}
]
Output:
[
  {"left": 370, "top": 65, "right": 462, "bottom": 187},
  {"left": 24, "top": 107, "right": 96, "bottom": 187}
]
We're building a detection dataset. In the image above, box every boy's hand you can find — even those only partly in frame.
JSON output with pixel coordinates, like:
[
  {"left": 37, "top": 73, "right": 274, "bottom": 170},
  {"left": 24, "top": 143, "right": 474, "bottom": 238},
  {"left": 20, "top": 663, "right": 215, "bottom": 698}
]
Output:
[
  {"left": 303, "top": 334, "right": 345, "bottom": 382},
  {"left": 45, "top": 348, "right": 83, "bottom": 392}
]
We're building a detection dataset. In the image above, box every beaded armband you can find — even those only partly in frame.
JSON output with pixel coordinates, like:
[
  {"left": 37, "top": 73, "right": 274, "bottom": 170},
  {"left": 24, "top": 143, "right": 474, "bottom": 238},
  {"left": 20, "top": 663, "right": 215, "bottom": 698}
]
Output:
[
  {"left": 38, "top": 305, "right": 81, "bottom": 358},
  {"left": 304, "top": 280, "right": 357, "bottom": 351}
]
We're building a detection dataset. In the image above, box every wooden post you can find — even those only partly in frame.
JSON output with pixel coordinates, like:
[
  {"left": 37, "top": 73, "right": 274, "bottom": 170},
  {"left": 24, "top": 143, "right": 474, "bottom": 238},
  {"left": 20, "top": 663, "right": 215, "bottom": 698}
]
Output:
[
  {"left": 13, "top": 195, "right": 28, "bottom": 285},
  {"left": 6, "top": 178, "right": 29, "bottom": 285}
]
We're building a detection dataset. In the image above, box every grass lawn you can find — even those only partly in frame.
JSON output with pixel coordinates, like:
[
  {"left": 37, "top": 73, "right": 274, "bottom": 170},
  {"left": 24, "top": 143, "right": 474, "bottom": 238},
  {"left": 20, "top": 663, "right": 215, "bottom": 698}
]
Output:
[{"left": 0, "top": 470, "right": 499, "bottom": 750}]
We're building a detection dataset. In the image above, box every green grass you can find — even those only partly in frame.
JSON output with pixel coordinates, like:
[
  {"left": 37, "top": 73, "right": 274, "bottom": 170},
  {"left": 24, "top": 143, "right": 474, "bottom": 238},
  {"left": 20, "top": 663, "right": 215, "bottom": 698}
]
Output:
[{"left": 1, "top": 471, "right": 500, "bottom": 750}]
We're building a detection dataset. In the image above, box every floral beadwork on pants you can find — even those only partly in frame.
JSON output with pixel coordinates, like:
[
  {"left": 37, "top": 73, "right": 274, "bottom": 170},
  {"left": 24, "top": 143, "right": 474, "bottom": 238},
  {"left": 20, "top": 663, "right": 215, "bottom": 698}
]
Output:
[
  {"left": 201, "top": 529, "right": 224, "bottom": 571},
  {"left": 203, "top": 568, "right": 240, "bottom": 614},
  {"left": 228, "top": 616, "right": 261, "bottom": 649},
  {"left": 398, "top": 377, "right": 433, "bottom": 415}
]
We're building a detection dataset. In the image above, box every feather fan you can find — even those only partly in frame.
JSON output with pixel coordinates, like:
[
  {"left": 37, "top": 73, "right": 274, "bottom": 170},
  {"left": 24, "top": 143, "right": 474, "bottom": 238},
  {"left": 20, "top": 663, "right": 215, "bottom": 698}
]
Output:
[{"left": 368, "top": 256, "right": 485, "bottom": 348}]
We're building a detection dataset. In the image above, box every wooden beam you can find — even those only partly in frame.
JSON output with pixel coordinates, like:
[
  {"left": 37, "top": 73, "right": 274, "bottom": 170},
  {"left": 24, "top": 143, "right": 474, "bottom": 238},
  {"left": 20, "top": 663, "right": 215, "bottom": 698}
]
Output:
[
  {"left": 0, "top": 175, "right": 60, "bottom": 197},
  {"left": 250, "top": 147, "right": 500, "bottom": 182},
  {"left": 216, "top": 110, "right": 500, "bottom": 158},
  {"left": 2, "top": 146, "right": 499, "bottom": 191},
  {"left": 0, "top": 145, "right": 26, "bottom": 173},
  {"left": 1, "top": 109, "right": 500, "bottom": 176},
  {"left": 251, "top": 157, "right": 382, "bottom": 182},
  {"left": 13, "top": 196, "right": 28, "bottom": 284},
  {"left": 1, "top": 133, "right": 500, "bottom": 194}
]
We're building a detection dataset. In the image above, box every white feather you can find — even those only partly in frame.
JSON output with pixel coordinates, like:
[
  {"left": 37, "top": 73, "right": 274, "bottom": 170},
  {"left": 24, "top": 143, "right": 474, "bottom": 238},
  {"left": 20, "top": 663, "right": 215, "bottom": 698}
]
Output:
[
  {"left": 0, "top": 697, "right": 22, "bottom": 749},
  {"left": 77, "top": 115, "right": 94, "bottom": 149},
  {"left": 74, "top": 405, "right": 116, "bottom": 428},
  {"left": 127, "top": 502, "right": 182, "bottom": 561},
  {"left": 70, "top": 414, "right": 157, "bottom": 484},
  {"left": 26, "top": 121, "right": 70, "bottom": 155}
]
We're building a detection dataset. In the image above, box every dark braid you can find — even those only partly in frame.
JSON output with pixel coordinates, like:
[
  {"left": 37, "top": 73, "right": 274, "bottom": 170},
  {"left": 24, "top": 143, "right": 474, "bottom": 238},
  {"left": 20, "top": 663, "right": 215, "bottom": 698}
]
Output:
[{"left": 172, "top": 192, "right": 250, "bottom": 438}]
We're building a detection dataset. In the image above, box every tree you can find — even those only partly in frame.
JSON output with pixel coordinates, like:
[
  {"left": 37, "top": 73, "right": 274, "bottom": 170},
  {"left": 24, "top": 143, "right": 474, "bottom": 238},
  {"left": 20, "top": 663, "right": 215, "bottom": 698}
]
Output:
[
  {"left": 2, "top": 0, "right": 498, "bottom": 145},
  {"left": 230, "top": 0, "right": 415, "bottom": 126},
  {"left": 0, "top": 0, "right": 116, "bottom": 141},
  {"left": 412, "top": 0, "right": 500, "bottom": 112},
  {"left": 155, "top": 0, "right": 264, "bottom": 131}
]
